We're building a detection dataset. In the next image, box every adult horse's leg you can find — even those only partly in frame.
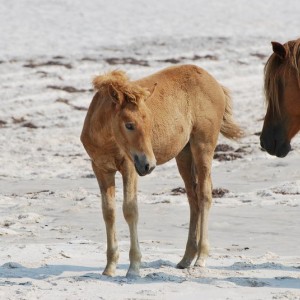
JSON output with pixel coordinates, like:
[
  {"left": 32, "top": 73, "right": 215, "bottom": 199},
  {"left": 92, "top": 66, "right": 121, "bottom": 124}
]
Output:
[
  {"left": 92, "top": 162, "right": 119, "bottom": 276},
  {"left": 120, "top": 161, "right": 141, "bottom": 278},
  {"left": 175, "top": 144, "right": 200, "bottom": 269},
  {"left": 190, "top": 140, "right": 214, "bottom": 267}
]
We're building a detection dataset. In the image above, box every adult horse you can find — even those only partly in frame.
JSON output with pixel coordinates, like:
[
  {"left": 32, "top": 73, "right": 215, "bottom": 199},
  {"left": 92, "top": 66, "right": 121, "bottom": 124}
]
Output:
[
  {"left": 260, "top": 39, "right": 300, "bottom": 157},
  {"left": 81, "top": 64, "right": 242, "bottom": 278}
]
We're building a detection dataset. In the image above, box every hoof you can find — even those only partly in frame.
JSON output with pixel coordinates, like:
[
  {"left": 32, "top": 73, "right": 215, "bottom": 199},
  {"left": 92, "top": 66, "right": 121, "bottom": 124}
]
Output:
[
  {"left": 126, "top": 262, "right": 141, "bottom": 279},
  {"left": 194, "top": 258, "right": 206, "bottom": 268},
  {"left": 126, "top": 269, "right": 140, "bottom": 279},
  {"left": 176, "top": 259, "right": 192, "bottom": 269},
  {"left": 102, "top": 270, "right": 114, "bottom": 277},
  {"left": 102, "top": 264, "right": 116, "bottom": 277}
]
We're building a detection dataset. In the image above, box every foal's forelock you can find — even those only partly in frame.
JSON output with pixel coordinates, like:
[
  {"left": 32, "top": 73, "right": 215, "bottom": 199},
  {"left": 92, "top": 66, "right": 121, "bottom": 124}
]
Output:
[{"left": 93, "top": 70, "right": 150, "bottom": 107}]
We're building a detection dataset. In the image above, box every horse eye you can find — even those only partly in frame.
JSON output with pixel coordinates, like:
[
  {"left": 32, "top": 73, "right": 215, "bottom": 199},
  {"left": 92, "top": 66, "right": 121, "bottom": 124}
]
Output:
[{"left": 125, "top": 122, "right": 135, "bottom": 131}]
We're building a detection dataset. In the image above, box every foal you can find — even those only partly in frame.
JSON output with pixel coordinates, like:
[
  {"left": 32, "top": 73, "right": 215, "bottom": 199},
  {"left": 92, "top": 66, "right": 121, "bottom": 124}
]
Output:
[{"left": 81, "top": 64, "right": 242, "bottom": 277}]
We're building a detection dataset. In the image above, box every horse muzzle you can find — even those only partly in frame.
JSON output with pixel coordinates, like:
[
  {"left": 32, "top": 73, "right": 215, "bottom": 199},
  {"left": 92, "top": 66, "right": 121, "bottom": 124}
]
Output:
[
  {"left": 260, "top": 130, "right": 291, "bottom": 158},
  {"left": 133, "top": 154, "right": 156, "bottom": 176}
]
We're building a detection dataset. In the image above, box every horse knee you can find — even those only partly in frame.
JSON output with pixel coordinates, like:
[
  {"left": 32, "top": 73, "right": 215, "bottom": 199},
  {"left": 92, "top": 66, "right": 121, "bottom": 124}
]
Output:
[
  {"left": 195, "top": 181, "right": 212, "bottom": 206},
  {"left": 102, "top": 207, "right": 116, "bottom": 224},
  {"left": 186, "top": 188, "right": 199, "bottom": 210},
  {"left": 123, "top": 203, "right": 138, "bottom": 223}
]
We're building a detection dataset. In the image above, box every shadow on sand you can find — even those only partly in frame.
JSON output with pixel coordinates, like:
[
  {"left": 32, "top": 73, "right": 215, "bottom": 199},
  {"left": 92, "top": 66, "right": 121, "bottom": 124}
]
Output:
[{"left": 0, "top": 260, "right": 299, "bottom": 290}]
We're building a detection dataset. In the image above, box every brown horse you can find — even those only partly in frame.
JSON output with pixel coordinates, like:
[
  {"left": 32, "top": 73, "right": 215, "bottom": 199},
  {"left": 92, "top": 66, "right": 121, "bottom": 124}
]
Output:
[
  {"left": 81, "top": 64, "right": 242, "bottom": 278},
  {"left": 260, "top": 39, "right": 300, "bottom": 157}
]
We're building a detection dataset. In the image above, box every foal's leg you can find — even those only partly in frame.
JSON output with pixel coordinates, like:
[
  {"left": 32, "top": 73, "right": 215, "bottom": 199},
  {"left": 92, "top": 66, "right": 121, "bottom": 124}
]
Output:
[
  {"left": 92, "top": 162, "right": 119, "bottom": 276},
  {"left": 175, "top": 144, "right": 200, "bottom": 269},
  {"left": 120, "top": 161, "right": 141, "bottom": 278},
  {"left": 190, "top": 141, "right": 215, "bottom": 267}
]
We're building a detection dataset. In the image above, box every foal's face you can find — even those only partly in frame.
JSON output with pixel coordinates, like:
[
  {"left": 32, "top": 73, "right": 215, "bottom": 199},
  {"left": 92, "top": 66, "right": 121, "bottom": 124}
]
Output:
[
  {"left": 261, "top": 69, "right": 300, "bottom": 157},
  {"left": 113, "top": 101, "right": 156, "bottom": 176}
]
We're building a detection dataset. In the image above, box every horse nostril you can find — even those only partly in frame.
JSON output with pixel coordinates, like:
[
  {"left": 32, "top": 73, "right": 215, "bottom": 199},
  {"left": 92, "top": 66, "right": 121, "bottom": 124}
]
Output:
[{"left": 145, "top": 163, "right": 150, "bottom": 172}]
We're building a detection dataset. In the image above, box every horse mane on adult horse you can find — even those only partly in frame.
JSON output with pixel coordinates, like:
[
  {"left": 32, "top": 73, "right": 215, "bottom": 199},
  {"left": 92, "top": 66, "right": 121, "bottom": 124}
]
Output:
[
  {"left": 81, "top": 64, "right": 242, "bottom": 278},
  {"left": 260, "top": 38, "right": 300, "bottom": 157}
]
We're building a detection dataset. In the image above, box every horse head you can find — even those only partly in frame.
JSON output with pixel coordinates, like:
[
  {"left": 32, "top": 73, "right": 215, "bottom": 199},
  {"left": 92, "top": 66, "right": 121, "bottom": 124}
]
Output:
[
  {"left": 260, "top": 40, "right": 300, "bottom": 157},
  {"left": 93, "top": 70, "right": 157, "bottom": 175}
]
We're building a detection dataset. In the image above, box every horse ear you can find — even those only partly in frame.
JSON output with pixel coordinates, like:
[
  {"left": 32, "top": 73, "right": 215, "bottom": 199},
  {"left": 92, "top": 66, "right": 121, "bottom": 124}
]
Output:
[
  {"left": 271, "top": 41, "right": 286, "bottom": 60},
  {"left": 146, "top": 83, "right": 157, "bottom": 101},
  {"left": 108, "top": 84, "right": 123, "bottom": 105}
]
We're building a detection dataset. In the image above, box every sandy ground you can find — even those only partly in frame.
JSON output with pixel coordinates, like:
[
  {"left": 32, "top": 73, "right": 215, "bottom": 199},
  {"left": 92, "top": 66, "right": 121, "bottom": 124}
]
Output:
[{"left": 1, "top": 0, "right": 300, "bottom": 299}]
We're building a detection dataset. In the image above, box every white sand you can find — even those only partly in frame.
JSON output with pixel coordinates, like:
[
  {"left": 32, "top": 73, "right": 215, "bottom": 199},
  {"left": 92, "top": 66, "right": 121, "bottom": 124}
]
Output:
[{"left": 1, "top": 0, "right": 300, "bottom": 299}]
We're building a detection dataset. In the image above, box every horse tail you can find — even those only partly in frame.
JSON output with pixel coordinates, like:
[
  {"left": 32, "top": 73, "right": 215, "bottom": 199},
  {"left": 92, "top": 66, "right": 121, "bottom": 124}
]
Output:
[{"left": 220, "top": 86, "right": 243, "bottom": 140}]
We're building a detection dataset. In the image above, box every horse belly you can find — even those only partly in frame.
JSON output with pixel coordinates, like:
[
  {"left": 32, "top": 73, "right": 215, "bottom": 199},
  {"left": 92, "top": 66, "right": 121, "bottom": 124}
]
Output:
[{"left": 152, "top": 125, "right": 190, "bottom": 165}]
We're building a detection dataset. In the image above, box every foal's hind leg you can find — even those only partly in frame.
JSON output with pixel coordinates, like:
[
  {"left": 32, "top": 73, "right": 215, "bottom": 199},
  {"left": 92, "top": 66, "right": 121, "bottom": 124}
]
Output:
[
  {"left": 120, "top": 161, "right": 141, "bottom": 278},
  {"left": 189, "top": 140, "right": 215, "bottom": 267},
  {"left": 175, "top": 144, "right": 200, "bottom": 269},
  {"left": 92, "top": 162, "right": 119, "bottom": 276}
]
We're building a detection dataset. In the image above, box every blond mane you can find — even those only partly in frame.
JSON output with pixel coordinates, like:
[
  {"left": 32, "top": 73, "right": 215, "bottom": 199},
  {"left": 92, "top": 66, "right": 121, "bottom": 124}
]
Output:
[
  {"left": 264, "top": 38, "right": 300, "bottom": 117},
  {"left": 93, "top": 70, "right": 150, "bottom": 104}
]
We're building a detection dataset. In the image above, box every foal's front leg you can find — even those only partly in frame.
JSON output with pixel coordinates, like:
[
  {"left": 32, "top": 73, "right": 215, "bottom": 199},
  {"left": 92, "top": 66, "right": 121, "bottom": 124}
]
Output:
[
  {"left": 92, "top": 163, "right": 119, "bottom": 276},
  {"left": 120, "top": 161, "right": 141, "bottom": 278}
]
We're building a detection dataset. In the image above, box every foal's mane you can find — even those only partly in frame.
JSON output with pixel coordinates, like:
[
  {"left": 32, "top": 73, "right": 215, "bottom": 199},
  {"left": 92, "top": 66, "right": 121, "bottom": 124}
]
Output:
[
  {"left": 264, "top": 39, "right": 300, "bottom": 116},
  {"left": 93, "top": 70, "right": 150, "bottom": 104}
]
